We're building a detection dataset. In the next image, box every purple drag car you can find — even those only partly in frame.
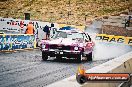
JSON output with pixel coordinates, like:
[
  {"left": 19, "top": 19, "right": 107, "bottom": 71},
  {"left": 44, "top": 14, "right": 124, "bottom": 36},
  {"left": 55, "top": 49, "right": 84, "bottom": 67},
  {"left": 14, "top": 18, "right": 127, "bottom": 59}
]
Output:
[{"left": 40, "top": 30, "right": 94, "bottom": 63}]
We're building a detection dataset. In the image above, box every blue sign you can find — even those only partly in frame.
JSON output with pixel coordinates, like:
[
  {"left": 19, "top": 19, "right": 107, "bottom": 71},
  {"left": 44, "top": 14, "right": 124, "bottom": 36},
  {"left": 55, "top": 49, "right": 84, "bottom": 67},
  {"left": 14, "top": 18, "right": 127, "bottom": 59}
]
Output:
[{"left": 0, "top": 34, "right": 35, "bottom": 51}]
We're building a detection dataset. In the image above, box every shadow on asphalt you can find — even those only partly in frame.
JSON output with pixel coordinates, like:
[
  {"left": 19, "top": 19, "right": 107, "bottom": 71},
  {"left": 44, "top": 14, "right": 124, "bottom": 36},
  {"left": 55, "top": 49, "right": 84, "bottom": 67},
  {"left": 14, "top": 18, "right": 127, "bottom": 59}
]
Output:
[{"left": 41, "top": 58, "right": 92, "bottom": 64}]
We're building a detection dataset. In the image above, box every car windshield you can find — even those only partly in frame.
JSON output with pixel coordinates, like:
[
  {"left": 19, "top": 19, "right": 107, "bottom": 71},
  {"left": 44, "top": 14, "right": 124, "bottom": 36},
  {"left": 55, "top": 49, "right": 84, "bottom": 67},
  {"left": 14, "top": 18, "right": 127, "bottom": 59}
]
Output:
[{"left": 53, "top": 31, "right": 84, "bottom": 39}]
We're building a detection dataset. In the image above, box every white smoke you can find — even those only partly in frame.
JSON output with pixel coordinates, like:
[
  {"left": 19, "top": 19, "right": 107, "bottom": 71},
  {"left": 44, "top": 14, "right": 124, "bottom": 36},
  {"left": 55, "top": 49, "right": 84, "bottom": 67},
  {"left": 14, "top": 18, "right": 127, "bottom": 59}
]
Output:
[
  {"left": 92, "top": 41, "right": 132, "bottom": 60},
  {"left": 85, "top": 20, "right": 132, "bottom": 61}
]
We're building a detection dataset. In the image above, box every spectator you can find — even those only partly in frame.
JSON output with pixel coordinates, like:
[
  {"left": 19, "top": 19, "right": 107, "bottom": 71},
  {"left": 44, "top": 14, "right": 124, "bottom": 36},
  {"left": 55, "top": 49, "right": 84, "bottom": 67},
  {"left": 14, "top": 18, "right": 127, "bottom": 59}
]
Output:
[
  {"left": 43, "top": 25, "right": 50, "bottom": 40},
  {"left": 53, "top": 28, "right": 57, "bottom": 35},
  {"left": 25, "top": 22, "right": 35, "bottom": 34},
  {"left": 50, "top": 23, "right": 56, "bottom": 35}
]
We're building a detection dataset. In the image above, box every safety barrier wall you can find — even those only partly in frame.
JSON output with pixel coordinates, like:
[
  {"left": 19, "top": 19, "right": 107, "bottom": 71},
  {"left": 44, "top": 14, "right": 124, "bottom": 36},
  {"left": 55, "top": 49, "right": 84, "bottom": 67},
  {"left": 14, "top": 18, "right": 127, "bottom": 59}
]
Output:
[
  {"left": 0, "top": 17, "right": 59, "bottom": 43},
  {"left": 95, "top": 34, "right": 132, "bottom": 46},
  {"left": 118, "top": 74, "right": 132, "bottom": 87},
  {"left": 47, "top": 51, "right": 132, "bottom": 87},
  {"left": 0, "top": 18, "right": 59, "bottom": 33},
  {"left": 102, "top": 15, "right": 132, "bottom": 27},
  {"left": 0, "top": 18, "right": 85, "bottom": 33},
  {"left": 82, "top": 52, "right": 132, "bottom": 87},
  {"left": 0, "top": 17, "right": 85, "bottom": 44},
  {"left": 126, "top": 27, "right": 132, "bottom": 30},
  {"left": 0, "top": 34, "right": 36, "bottom": 51}
]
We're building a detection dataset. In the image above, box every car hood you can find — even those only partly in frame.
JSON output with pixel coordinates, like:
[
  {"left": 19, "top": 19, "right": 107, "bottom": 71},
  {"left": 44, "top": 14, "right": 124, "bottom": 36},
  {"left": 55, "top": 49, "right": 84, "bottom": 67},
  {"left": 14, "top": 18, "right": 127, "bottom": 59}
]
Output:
[{"left": 43, "top": 38, "right": 83, "bottom": 46}]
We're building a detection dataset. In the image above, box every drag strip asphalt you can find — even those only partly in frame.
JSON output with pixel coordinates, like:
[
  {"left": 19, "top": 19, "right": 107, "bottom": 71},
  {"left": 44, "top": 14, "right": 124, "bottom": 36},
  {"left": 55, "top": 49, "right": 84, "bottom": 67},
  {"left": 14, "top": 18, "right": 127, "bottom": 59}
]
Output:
[{"left": 0, "top": 49, "right": 110, "bottom": 87}]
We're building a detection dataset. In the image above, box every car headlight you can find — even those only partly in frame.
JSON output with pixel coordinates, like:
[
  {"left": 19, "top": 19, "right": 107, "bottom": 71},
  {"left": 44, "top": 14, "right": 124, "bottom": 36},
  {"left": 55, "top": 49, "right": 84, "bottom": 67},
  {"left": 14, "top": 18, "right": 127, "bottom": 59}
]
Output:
[
  {"left": 42, "top": 44, "right": 46, "bottom": 48},
  {"left": 74, "top": 46, "right": 78, "bottom": 51}
]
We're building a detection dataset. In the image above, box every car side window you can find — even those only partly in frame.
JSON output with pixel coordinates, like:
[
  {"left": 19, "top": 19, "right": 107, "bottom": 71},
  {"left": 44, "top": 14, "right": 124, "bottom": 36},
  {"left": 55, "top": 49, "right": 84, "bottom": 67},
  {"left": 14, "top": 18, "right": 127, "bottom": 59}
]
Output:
[{"left": 57, "top": 32, "right": 67, "bottom": 38}]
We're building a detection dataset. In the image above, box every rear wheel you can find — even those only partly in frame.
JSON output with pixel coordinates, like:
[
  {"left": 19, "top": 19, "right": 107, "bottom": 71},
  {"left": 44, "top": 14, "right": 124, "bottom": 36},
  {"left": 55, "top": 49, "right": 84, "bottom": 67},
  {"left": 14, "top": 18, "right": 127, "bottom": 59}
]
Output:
[
  {"left": 86, "top": 52, "right": 92, "bottom": 61},
  {"left": 42, "top": 51, "right": 48, "bottom": 61}
]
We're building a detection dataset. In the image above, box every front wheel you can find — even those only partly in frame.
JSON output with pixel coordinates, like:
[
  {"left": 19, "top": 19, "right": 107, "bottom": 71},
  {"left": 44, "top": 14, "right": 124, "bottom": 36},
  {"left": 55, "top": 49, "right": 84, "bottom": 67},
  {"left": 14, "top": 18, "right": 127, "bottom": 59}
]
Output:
[{"left": 42, "top": 52, "right": 48, "bottom": 61}]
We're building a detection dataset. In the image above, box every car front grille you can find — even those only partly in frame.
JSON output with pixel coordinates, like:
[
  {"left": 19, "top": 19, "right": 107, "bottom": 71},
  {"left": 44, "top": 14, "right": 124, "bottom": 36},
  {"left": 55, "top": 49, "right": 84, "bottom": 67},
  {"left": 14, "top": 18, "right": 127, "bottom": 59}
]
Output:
[
  {"left": 49, "top": 44, "right": 58, "bottom": 49},
  {"left": 49, "top": 44, "right": 71, "bottom": 50}
]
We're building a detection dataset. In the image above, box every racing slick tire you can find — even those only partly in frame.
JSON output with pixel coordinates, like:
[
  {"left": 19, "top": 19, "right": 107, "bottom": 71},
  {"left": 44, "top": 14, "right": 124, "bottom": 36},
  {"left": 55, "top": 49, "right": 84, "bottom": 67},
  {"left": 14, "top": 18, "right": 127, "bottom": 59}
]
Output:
[
  {"left": 42, "top": 51, "right": 48, "bottom": 61},
  {"left": 86, "top": 52, "right": 92, "bottom": 61}
]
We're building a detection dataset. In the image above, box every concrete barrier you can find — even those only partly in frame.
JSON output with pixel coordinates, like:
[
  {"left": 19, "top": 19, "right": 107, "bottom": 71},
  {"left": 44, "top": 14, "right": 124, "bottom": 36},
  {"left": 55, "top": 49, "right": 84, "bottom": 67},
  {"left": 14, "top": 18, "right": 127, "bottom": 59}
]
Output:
[
  {"left": 118, "top": 74, "right": 132, "bottom": 87},
  {"left": 126, "top": 27, "right": 132, "bottom": 30},
  {"left": 103, "top": 22, "right": 125, "bottom": 27},
  {"left": 47, "top": 51, "right": 132, "bottom": 87},
  {"left": 102, "top": 19, "right": 124, "bottom": 23},
  {"left": 109, "top": 16, "right": 122, "bottom": 19}
]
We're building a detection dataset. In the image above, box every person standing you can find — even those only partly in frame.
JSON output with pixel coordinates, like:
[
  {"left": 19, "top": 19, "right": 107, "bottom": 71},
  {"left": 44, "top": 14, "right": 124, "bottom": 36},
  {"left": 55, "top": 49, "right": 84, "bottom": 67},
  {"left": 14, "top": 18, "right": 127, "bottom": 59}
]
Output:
[
  {"left": 25, "top": 22, "right": 35, "bottom": 34},
  {"left": 50, "top": 23, "right": 57, "bottom": 38},
  {"left": 43, "top": 25, "right": 50, "bottom": 40}
]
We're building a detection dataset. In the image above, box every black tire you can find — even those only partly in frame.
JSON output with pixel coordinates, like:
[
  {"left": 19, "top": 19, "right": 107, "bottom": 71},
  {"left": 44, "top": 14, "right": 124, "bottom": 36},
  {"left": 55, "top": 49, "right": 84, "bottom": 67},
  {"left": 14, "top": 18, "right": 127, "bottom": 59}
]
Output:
[
  {"left": 86, "top": 52, "right": 92, "bottom": 61},
  {"left": 76, "top": 54, "right": 82, "bottom": 63},
  {"left": 56, "top": 55, "right": 62, "bottom": 61},
  {"left": 42, "top": 52, "right": 48, "bottom": 61}
]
